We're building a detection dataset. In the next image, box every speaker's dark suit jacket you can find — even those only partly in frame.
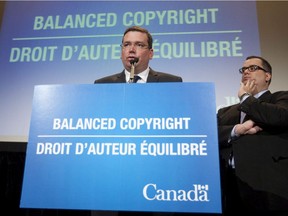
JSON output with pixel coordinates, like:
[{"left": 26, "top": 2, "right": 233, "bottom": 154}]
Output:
[
  {"left": 217, "top": 90, "right": 288, "bottom": 211},
  {"left": 94, "top": 68, "right": 182, "bottom": 83}
]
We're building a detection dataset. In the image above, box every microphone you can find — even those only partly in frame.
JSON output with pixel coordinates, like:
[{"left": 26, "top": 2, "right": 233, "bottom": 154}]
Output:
[
  {"left": 129, "top": 57, "right": 139, "bottom": 83},
  {"left": 129, "top": 57, "right": 139, "bottom": 65}
]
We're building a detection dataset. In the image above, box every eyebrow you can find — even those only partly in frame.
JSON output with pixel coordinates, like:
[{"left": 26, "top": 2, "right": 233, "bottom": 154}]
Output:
[{"left": 123, "top": 40, "right": 146, "bottom": 44}]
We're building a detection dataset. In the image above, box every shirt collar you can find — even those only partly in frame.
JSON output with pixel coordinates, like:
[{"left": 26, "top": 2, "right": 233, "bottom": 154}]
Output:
[
  {"left": 254, "top": 89, "right": 269, "bottom": 98},
  {"left": 125, "top": 67, "right": 150, "bottom": 83}
]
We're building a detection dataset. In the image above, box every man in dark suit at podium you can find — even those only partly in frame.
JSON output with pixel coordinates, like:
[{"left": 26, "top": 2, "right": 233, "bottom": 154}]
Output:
[
  {"left": 94, "top": 26, "right": 182, "bottom": 84},
  {"left": 217, "top": 56, "right": 288, "bottom": 215},
  {"left": 93, "top": 26, "right": 182, "bottom": 216}
]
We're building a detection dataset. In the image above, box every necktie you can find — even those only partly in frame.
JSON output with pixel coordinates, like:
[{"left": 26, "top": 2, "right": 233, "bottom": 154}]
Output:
[{"left": 133, "top": 75, "right": 141, "bottom": 83}]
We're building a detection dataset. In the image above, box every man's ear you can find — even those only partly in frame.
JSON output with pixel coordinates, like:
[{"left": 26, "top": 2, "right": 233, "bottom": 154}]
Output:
[{"left": 266, "top": 73, "right": 272, "bottom": 83}]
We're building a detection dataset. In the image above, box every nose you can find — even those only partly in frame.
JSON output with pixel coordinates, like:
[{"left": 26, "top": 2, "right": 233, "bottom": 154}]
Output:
[
  {"left": 129, "top": 47, "right": 136, "bottom": 54},
  {"left": 129, "top": 44, "right": 137, "bottom": 51}
]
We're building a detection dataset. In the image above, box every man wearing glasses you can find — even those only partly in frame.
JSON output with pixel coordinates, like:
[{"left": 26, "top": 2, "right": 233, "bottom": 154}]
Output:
[
  {"left": 94, "top": 26, "right": 182, "bottom": 83},
  {"left": 217, "top": 56, "right": 288, "bottom": 215},
  {"left": 94, "top": 26, "right": 182, "bottom": 216}
]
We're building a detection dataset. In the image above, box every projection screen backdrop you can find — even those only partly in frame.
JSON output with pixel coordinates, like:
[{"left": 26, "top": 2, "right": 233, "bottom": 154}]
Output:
[{"left": 0, "top": 1, "right": 260, "bottom": 142}]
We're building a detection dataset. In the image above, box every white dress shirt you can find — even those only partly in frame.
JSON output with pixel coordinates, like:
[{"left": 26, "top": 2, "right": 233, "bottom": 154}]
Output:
[{"left": 125, "top": 67, "right": 150, "bottom": 83}]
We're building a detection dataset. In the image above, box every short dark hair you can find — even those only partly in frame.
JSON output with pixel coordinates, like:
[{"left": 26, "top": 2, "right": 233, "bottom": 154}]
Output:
[
  {"left": 122, "top": 26, "right": 153, "bottom": 49},
  {"left": 246, "top": 55, "right": 272, "bottom": 74}
]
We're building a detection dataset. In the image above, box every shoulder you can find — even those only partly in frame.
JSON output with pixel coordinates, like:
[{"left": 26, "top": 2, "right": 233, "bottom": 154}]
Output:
[
  {"left": 94, "top": 72, "right": 125, "bottom": 83},
  {"left": 271, "top": 90, "right": 288, "bottom": 97},
  {"left": 148, "top": 68, "right": 183, "bottom": 82},
  {"left": 269, "top": 91, "right": 288, "bottom": 103},
  {"left": 217, "top": 103, "right": 238, "bottom": 114}
]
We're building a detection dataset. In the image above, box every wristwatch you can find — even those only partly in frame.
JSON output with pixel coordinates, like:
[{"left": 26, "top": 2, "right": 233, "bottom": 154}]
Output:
[{"left": 239, "top": 92, "right": 251, "bottom": 101}]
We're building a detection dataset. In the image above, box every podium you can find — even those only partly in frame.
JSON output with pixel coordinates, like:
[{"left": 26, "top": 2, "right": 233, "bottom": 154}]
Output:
[{"left": 20, "top": 82, "right": 222, "bottom": 214}]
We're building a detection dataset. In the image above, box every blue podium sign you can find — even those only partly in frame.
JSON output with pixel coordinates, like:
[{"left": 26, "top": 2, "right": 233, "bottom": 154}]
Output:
[{"left": 21, "top": 83, "right": 222, "bottom": 213}]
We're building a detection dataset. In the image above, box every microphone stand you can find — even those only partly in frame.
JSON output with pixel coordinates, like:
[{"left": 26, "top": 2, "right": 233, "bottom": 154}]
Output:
[
  {"left": 129, "top": 58, "right": 139, "bottom": 83},
  {"left": 129, "top": 62, "right": 135, "bottom": 83}
]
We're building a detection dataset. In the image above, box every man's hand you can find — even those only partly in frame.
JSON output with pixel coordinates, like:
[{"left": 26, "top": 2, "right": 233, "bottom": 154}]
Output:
[
  {"left": 235, "top": 120, "right": 263, "bottom": 136},
  {"left": 238, "top": 80, "right": 256, "bottom": 98}
]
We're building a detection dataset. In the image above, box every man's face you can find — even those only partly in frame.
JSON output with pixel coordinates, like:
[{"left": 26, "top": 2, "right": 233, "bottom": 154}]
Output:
[
  {"left": 241, "top": 58, "right": 271, "bottom": 93},
  {"left": 121, "top": 31, "right": 153, "bottom": 73}
]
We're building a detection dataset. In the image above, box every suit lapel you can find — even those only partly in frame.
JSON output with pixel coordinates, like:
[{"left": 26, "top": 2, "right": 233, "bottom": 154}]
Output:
[
  {"left": 146, "top": 69, "right": 159, "bottom": 82},
  {"left": 258, "top": 90, "right": 272, "bottom": 101},
  {"left": 117, "top": 71, "right": 127, "bottom": 83}
]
